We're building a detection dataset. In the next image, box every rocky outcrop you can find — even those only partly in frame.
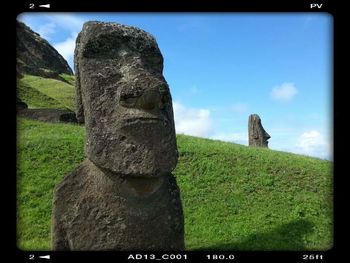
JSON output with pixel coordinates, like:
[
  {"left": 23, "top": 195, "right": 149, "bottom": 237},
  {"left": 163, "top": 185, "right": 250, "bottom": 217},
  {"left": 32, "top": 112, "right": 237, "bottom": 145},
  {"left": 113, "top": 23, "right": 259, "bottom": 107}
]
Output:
[
  {"left": 17, "top": 108, "right": 77, "bottom": 123},
  {"left": 16, "top": 21, "right": 73, "bottom": 80},
  {"left": 16, "top": 97, "right": 28, "bottom": 111}
]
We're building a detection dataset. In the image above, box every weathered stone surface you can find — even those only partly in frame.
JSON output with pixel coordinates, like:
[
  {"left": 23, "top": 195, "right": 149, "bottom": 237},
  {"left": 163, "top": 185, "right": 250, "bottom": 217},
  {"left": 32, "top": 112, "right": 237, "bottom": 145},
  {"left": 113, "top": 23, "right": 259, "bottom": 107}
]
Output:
[
  {"left": 248, "top": 114, "right": 270, "bottom": 147},
  {"left": 52, "top": 21, "right": 184, "bottom": 251},
  {"left": 16, "top": 21, "right": 73, "bottom": 80},
  {"left": 52, "top": 159, "right": 184, "bottom": 251},
  {"left": 74, "top": 21, "right": 178, "bottom": 177}
]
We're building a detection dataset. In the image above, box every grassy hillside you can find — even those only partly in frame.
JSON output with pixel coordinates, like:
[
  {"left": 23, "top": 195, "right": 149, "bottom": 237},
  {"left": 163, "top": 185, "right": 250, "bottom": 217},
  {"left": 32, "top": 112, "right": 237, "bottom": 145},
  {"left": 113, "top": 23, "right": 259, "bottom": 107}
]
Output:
[
  {"left": 17, "top": 81, "right": 66, "bottom": 110},
  {"left": 17, "top": 74, "right": 75, "bottom": 111},
  {"left": 17, "top": 118, "right": 333, "bottom": 251},
  {"left": 59, "top": 73, "right": 75, "bottom": 86}
]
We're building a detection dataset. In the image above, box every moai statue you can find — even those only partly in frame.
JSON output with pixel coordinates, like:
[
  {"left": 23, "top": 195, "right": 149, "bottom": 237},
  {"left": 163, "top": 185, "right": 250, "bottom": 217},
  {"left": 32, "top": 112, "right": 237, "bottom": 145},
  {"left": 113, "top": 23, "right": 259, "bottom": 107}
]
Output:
[
  {"left": 248, "top": 114, "right": 270, "bottom": 147},
  {"left": 52, "top": 22, "right": 184, "bottom": 251}
]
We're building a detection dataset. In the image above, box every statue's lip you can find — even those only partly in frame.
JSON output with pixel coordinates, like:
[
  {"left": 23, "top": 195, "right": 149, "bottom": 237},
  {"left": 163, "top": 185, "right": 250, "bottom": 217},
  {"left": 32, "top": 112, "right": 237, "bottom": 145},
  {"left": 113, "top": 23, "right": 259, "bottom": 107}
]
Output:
[{"left": 122, "top": 117, "right": 167, "bottom": 126}]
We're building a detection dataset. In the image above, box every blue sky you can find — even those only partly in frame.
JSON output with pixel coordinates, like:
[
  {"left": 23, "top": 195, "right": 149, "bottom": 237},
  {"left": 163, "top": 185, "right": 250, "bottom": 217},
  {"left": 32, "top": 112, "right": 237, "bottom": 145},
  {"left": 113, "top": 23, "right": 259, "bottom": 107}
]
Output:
[{"left": 18, "top": 13, "right": 333, "bottom": 160}]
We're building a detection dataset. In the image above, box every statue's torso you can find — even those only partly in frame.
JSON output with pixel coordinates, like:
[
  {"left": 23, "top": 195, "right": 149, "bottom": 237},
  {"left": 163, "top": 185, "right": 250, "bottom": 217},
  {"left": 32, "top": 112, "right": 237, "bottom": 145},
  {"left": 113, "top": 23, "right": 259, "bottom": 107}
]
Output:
[{"left": 52, "top": 159, "right": 184, "bottom": 251}]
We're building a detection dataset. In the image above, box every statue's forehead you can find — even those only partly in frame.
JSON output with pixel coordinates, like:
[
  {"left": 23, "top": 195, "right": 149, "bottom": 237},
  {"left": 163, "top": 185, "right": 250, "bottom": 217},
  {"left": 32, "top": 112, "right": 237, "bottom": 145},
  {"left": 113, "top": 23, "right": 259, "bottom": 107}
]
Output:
[
  {"left": 81, "top": 31, "right": 157, "bottom": 57},
  {"left": 77, "top": 24, "right": 164, "bottom": 77}
]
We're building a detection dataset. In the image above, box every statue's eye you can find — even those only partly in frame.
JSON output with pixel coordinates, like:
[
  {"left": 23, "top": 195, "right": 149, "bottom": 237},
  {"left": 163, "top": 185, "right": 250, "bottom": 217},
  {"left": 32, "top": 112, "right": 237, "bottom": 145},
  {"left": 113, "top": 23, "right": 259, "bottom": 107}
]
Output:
[{"left": 83, "top": 35, "right": 122, "bottom": 58}]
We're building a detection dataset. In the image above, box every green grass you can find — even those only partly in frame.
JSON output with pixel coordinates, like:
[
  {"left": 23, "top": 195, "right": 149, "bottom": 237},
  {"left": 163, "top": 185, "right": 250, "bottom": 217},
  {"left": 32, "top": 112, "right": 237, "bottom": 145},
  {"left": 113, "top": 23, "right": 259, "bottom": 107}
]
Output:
[
  {"left": 59, "top": 73, "right": 75, "bottom": 86},
  {"left": 17, "top": 118, "right": 333, "bottom": 251},
  {"left": 17, "top": 118, "right": 85, "bottom": 250},
  {"left": 17, "top": 81, "right": 66, "bottom": 110},
  {"left": 175, "top": 136, "right": 332, "bottom": 250},
  {"left": 18, "top": 75, "right": 75, "bottom": 111}
]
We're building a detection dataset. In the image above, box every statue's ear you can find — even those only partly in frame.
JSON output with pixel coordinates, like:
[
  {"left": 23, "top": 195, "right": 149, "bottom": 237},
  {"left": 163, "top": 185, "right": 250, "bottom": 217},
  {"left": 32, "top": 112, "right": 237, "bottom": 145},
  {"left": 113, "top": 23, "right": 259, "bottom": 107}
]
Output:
[
  {"left": 251, "top": 119, "right": 259, "bottom": 139},
  {"left": 74, "top": 33, "right": 84, "bottom": 124},
  {"left": 75, "top": 65, "right": 84, "bottom": 123},
  {"left": 253, "top": 126, "right": 259, "bottom": 139}
]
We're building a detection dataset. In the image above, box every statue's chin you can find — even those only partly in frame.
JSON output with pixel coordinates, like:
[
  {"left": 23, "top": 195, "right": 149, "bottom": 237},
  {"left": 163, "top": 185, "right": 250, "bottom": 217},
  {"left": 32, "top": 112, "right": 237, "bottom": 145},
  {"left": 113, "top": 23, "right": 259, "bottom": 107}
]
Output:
[{"left": 88, "top": 125, "right": 177, "bottom": 177}]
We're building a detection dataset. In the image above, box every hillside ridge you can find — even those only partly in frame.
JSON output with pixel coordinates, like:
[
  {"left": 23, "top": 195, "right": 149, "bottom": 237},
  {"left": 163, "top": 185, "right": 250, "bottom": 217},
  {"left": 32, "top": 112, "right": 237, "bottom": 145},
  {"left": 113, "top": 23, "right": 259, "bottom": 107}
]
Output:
[{"left": 16, "top": 21, "right": 73, "bottom": 81}]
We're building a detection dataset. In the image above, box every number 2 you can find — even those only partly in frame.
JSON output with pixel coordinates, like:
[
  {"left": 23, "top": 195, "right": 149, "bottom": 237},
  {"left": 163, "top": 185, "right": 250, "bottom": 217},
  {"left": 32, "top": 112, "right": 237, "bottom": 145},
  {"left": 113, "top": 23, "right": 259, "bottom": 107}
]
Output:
[{"left": 29, "top": 3, "right": 35, "bottom": 9}]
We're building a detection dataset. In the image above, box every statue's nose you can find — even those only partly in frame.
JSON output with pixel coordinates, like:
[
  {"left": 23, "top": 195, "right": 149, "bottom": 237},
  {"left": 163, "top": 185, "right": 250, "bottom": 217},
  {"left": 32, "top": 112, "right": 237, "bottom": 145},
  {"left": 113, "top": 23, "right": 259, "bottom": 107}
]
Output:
[
  {"left": 120, "top": 85, "right": 170, "bottom": 110},
  {"left": 264, "top": 131, "right": 271, "bottom": 140},
  {"left": 136, "top": 89, "right": 161, "bottom": 110}
]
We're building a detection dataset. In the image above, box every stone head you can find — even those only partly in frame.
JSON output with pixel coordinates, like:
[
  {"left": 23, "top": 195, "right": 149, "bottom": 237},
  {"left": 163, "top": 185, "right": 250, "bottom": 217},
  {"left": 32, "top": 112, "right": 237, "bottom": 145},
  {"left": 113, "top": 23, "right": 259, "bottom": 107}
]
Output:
[
  {"left": 248, "top": 114, "right": 270, "bottom": 147},
  {"left": 74, "top": 21, "right": 178, "bottom": 177}
]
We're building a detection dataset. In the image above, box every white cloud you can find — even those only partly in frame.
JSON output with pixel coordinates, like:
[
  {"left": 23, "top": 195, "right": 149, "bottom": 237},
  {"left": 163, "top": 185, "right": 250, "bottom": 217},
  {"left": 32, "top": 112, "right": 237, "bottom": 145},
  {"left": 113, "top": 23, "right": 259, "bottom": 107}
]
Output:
[
  {"left": 295, "top": 130, "right": 331, "bottom": 160},
  {"left": 270, "top": 82, "right": 298, "bottom": 103},
  {"left": 173, "top": 102, "right": 214, "bottom": 137},
  {"left": 18, "top": 13, "right": 84, "bottom": 41},
  {"left": 37, "top": 22, "right": 56, "bottom": 40},
  {"left": 231, "top": 102, "right": 249, "bottom": 113},
  {"left": 53, "top": 32, "right": 78, "bottom": 67},
  {"left": 260, "top": 125, "right": 332, "bottom": 160},
  {"left": 211, "top": 132, "right": 248, "bottom": 145},
  {"left": 45, "top": 13, "right": 84, "bottom": 32}
]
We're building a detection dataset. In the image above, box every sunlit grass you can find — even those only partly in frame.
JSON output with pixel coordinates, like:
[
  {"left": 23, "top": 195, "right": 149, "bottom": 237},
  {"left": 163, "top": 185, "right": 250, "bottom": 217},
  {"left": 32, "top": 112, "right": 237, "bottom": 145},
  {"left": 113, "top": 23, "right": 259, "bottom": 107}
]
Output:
[{"left": 17, "top": 118, "right": 333, "bottom": 251}]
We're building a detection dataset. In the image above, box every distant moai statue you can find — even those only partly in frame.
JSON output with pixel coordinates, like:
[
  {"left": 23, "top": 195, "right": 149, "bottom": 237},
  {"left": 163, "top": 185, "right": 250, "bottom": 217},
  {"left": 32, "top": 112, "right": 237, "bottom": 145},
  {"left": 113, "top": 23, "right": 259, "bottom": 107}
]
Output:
[
  {"left": 52, "top": 22, "right": 184, "bottom": 251},
  {"left": 248, "top": 114, "right": 270, "bottom": 147}
]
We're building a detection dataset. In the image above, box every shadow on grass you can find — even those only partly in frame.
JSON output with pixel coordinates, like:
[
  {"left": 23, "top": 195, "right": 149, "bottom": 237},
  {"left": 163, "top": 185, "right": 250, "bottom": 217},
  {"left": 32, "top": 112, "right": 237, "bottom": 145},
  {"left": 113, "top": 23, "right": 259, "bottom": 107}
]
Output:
[{"left": 194, "top": 219, "right": 314, "bottom": 251}]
